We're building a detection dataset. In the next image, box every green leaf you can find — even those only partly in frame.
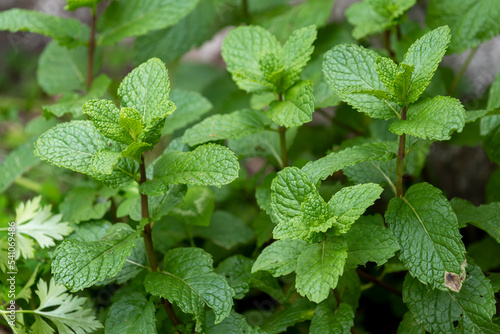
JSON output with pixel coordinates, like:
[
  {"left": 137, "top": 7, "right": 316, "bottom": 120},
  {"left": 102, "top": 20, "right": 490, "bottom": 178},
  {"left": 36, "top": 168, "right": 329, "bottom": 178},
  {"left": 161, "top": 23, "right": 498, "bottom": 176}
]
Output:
[
  {"left": 344, "top": 215, "right": 399, "bottom": 270},
  {"left": 31, "top": 278, "right": 102, "bottom": 334},
  {"left": 192, "top": 211, "right": 254, "bottom": 250},
  {"left": 252, "top": 239, "right": 308, "bottom": 277},
  {"left": 90, "top": 149, "right": 122, "bottom": 175},
  {"left": 310, "top": 300, "right": 354, "bottom": 334},
  {"left": 162, "top": 89, "right": 212, "bottom": 135},
  {"left": 346, "top": 0, "right": 416, "bottom": 40},
  {"left": 450, "top": 198, "right": 500, "bottom": 243},
  {"left": 260, "top": 298, "right": 316, "bottom": 334},
  {"left": 183, "top": 109, "right": 270, "bottom": 146},
  {"left": 296, "top": 236, "right": 348, "bottom": 303},
  {"left": 389, "top": 96, "right": 465, "bottom": 140},
  {"left": 119, "top": 108, "right": 144, "bottom": 141},
  {"left": 65, "top": 0, "right": 101, "bottom": 11},
  {"left": 0, "top": 140, "right": 38, "bottom": 192},
  {"left": 222, "top": 25, "right": 281, "bottom": 93},
  {"left": 84, "top": 99, "right": 132, "bottom": 144},
  {"left": 52, "top": 223, "right": 140, "bottom": 291},
  {"left": 375, "top": 57, "right": 398, "bottom": 94},
  {"left": 105, "top": 293, "right": 157, "bottom": 334},
  {"left": 205, "top": 310, "right": 265, "bottom": 334},
  {"left": 393, "top": 64, "right": 415, "bottom": 104},
  {"left": 401, "top": 26, "right": 451, "bottom": 103},
  {"left": 215, "top": 255, "right": 253, "bottom": 300},
  {"left": 130, "top": 184, "right": 186, "bottom": 221},
  {"left": 67, "top": 220, "right": 112, "bottom": 242},
  {"left": 0, "top": 9, "right": 89, "bottom": 47},
  {"left": 302, "top": 141, "right": 397, "bottom": 183},
  {"left": 403, "top": 261, "right": 500, "bottom": 333},
  {"left": 426, "top": 0, "right": 500, "bottom": 54},
  {"left": 141, "top": 144, "right": 239, "bottom": 195},
  {"left": 397, "top": 311, "right": 426, "bottom": 334},
  {"left": 37, "top": 41, "right": 87, "bottom": 95},
  {"left": 386, "top": 182, "right": 466, "bottom": 291},
  {"left": 144, "top": 247, "right": 234, "bottom": 325},
  {"left": 171, "top": 186, "right": 214, "bottom": 226},
  {"left": 323, "top": 44, "right": 398, "bottom": 120},
  {"left": 96, "top": 0, "right": 199, "bottom": 45},
  {"left": 328, "top": 183, "right": 383, "bottom": 234},
  {"left": 266, "top": 80, "right": 315, "bottom": 128}
]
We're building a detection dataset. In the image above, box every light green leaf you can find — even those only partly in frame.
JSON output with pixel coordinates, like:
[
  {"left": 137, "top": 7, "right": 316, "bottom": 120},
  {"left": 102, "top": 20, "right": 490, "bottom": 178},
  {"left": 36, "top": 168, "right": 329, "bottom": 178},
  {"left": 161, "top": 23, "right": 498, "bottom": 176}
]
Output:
[
  {"left": 31, "top": 278, "right": 102, "bottom": 334},
  {"left": 296, "top": 236, "right": 348, "bottom": 303},
  {"left": 266, "top": 80, "right": 315, "bottom": 128},
  {"left": 183, "top": 109, "right": 270, "bottom": 146},
  {"left": 121, "top": 142, "right": 152, "bottom": 162},
  {"left": 323, "top": 44, "right": 398, "bottom": 119},
  {"left": 328, "top": 183, "right": 383, "bottom": 234},
  {"left": 375, "top": 57, "right": 398, "bottom": 94},
  {"left": 386, "top": 182, "right": 466, "bottom": 291},
  {"left": 426, "top": 0, "right": 500, "bottom": 54},
  {"left": 90, "top": 149, "right": 122, "bottom": 175},
  {"left": 97, "top": 0, "right": 199, "bottom": 45},
  {"left": 401, "top": 26, "right": 451, "bottom": 103},
  {"left": 451, "top": 198, "right": 500, "bottom": 243},
  {"left": 215, "top": 255, "right": 253, "bottom": 300},
  {"left": 130, "top": 184, "right": 187, "bottom": 222},
  {"left": 171, "top": 186, "right": 214, "bottom": 226},
  {"left": 310, "top": 300, "right": 354, "bottom": 334},
  {"left": 205, "top": 310, "right": 265, "bottom": 334},
  {"left": 52, "top": 223, "right": 140, "bottom": 291},
  {"left": 141, "top": 144, "right": 239, "bottom": 195},
  {"left": 344, "top": 215, "right": 399, "bottom": 270},
  {"left": 0, "top": 140, "right": 38, "bottom": 192},
  {"left": 302, "top": 141, "right": 397, "bottom": 183},
  {"left": 0, "top": 9, "right": 89, "bottom": 47},
  {"left": 346, "top": 0, "right": 416, "bottom": 40},
  {"left": 144, "top": 247, "right": 234, "bottom": 325},
  {"left": 83, "top": 99, "right": 132, "bottom": 144},
  {"left": 389, "top": 96, "right": 465, "bottom": 140},
  {"left": 162, "top": 89, "right": 212, "bottom": 135},
  {"left": 119, "top": 108, "right": 144, "bottom": 141},
  {"left": 66, "top": 0, "right": 101, "bottom": 11},
  {"left": 397, "top": 311, "right": 425, "bottom": 334},
  {"left": 260, "top": 298, "right": 316, "bottom": 334},
  {"left": 37, "top": 41, "right": 87, "bottom": 95},
  {"left": 403, "top": 261, "right": 500, "bottom": 333},
  {"left": 252, "top": 239, "right": 308, "bottom": 277},
  {"left": 68, "top": 221, "right": 112, "bottom": 242},
  {"left": 393, "top": 64, "right": 415, "bottom": 104},
  {"left": 105, "top": 293, "right": 157, "bottom": 334}
]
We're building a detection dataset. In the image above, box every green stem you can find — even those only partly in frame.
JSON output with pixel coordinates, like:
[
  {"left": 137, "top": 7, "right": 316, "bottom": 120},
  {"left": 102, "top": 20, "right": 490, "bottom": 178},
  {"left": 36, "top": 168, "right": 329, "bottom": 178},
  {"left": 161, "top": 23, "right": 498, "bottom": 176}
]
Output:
[
  {"left": 356, "top": 269, "right": 402, "bottom": 297},
  {"left": 278, "top": 126, "right": 288, "bottom": 168},
  {"left": 447, "top": 46, "right": 479, "bottom": 96},
  {"left": 139, "top": 155, "right": 181, "bottom": 331},
  {"left": 86, "top": 9, "right": 96, "bottom": 89},
  {"left": 242, "top": 0, "right": 250, "bottom": 21},
  {"left": 383, "top": 29, "right": 396, "bottom": 61},
  {"left": 395, "top": 106, "right": 407, "bottom": 197},
  {"left": 13, "top": 177, "right": 42, "bottom": 193}
]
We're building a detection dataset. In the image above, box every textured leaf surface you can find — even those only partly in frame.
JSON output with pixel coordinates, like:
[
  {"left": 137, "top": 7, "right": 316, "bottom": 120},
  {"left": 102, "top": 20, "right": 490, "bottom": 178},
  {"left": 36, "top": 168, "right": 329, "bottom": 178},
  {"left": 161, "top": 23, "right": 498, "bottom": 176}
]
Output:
[
  {"left": 105, "top": 293, "right": 156, "bottom": 334},
  {"left": 84, "top": 99, "right": 131, "bottom": 144},
  {"left": 386, "top": 182, "right": 466, "bottom": 290},
  {"left": 0, "top": 8, "right": 89, "bottom": 47},
  {"left": 451, "top": 198, "right": 500, "bottom": 243},
  {"left": 403, "top": 262, "right": 500, "bottom": 333},
  {"left": 389, "top": 96, "right": 465, "bottom": 140},
  {"left": 142, "top": 144, "right": 239, "bottom": 194},
  {"left": 397, "top": 311, "right": 425, "bottom": 334},
  {"left": 302, "top": 141, "right": 397, "bottom": 183},
  {"left": 401, "top": 26, "right": 451, "bottom": 103},
  {"left": 260, "top": 298, "right": 316, "bottom": 334},
  {"left": 252, "top": 239, "right": 308, "bottom": 277},
  {"left": 183, "top": 109, "right": 270, "bottom": 146},
  {"left": 266, "top": 80, "right": 315, "bottom": 127},
  {"left": 426, "top": 0, "right": 500, "bottom": 54},
  {"left": 97, "top": 0, "right": 199, "bottom": 45},
  {"left": 323, "top": 44, "right": 398, "bottom": 119},
  {"left": 205, "top": 310, "right": 265, "bottom": 334},
  {"left": 52, "top": 224, "right": 140, "bottom": 291},
  {"left": 215, "top": 255, "right": 253, "bottom": 300},
  {"left": 344, "top": 215, "right": 399, "bottom": 270},
  {"left": 296, "top": 236, "right": 348, "bottom": 303},
  {"left": 144, "top": 247, "right": 234, "bottom": 325},
  {"left": 310, "top": 300, "right": 354, "bottom": 334}
]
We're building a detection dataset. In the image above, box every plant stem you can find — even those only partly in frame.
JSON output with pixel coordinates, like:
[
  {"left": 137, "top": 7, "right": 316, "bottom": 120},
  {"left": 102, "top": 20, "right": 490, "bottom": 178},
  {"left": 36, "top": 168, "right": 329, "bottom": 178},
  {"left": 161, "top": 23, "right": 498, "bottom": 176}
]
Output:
[
  {"left": 13, "top": 177, "right": 42, "bottom": 193},
  {"left": 447, "top": 46, "right": 479, "bottom": 96},
  {"left": 356, "top": 269, "right": 402, "bottom": 297},
  {"left": 279, "top": 126, "right": 288, "bottom": 168},
  {"left": 139, "top": 155, "right": 181, "bottom": 330},
  {"left": 383, "top": 29, "right": 396, "bottom": 61},
  {"left": 86, "top": 9, "right": 96, "bottom": 89},
  {"left": 395, "top": 106, "right": 407, "bottom": 197},
  {"left": 242, "top": 0, "right": 250, "bottom": 21}
]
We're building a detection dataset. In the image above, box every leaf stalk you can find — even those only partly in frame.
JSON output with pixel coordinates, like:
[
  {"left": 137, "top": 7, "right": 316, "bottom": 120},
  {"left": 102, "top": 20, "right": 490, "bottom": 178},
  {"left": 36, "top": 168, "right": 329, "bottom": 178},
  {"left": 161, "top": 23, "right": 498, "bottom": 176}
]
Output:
[{"left": 395, "top": 106, "right": 407, "bottom": 197}]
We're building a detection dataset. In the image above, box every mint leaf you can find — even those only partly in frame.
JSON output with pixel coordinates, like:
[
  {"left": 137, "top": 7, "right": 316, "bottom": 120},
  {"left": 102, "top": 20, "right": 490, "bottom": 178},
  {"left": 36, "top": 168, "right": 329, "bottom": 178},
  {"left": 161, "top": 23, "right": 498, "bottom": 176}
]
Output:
[
  {"left": 328, "top": 183, "right": 383, "bottom": 234},
  {"left": 403, "top": 261, "right": 500, "bottom": 333},
  {"left": 90, "top": 149, "right": 121, "bottom": 175},
  {"left": 450, "top": 198, "right": 500, "bottom": 243},
  {"left": 97, "top": 0, "right": 199, "bottom": 45},
  {"left": 401, "top": 26, "right": 451, "bottom": 103},
  {"left": 83, "top": 99, "right": 132, "bottom": 144},
  {"left": 162, "top": 89, "right": 212, "bottom": 135},
  {"left": 141, "top": 144, "right": 239, "bottom": 195},
  {"left": 266, "top": 80, "right": 315, "bottom": 128},
  {"left": 310, "top": 300, "right": 354, "bottom": 334},
  {"left": 346, "top": 0, "right": 416, "bottom": 39},
  {"left": 215, "top": 255, "right": 253, "bottom": 300},
  {"left": 144, "top": 247, "right": 234, "bottom": 325},
  {"left": 205, "top": 310, "right": 265, "bottom": 334},
  {"left": 105, "top": 293, "right": 157, "bottom": 334},
  {"left": 183, "top": 109, "right": 270, "bottom": 146},
  {"left": 386, "top": 182, "right": 466, "bottom": 291},
  {"left": 260, "top": 298, "right": 316, "bottom": 334},
  {"left": 323, "top": 44, "right": 398, "bottom": 119},
  {"left": 130, "top": 184, "right": 187, "bottom": 222},
  {"left": 252, "top": 239, "right": 308, "bottom": 277},
  {"left": 397, "top": 311, "right": 425, "bottom": 334},
  {"left": 52, "top": 223, "right": 140, "bottom": 291},
  {"left": 426, "top": 0, "right": 500, "bottom": 54},
  {"left": 344, "top": 215, "right": 399, "bottom": 270},
  {"left": 0, "top": 140, "right": 38, "bottom": 192},
  {"left": 65, "top": 0, "right": 101, "bottom": 11},
  {"left": 393, "top": 64, "right": 415, "bottom": 104},
  {"left": 296, "top": 235, "right": 348, "bottom": 303},
  {"left": 171, "top": 186, "right": 214, "bottom": 226},
  {"left": 0, "top": 8, "right": 89, "bottom": 47},
  {"left": 302, "top": 141, "right": 397, "bottom": 183}
]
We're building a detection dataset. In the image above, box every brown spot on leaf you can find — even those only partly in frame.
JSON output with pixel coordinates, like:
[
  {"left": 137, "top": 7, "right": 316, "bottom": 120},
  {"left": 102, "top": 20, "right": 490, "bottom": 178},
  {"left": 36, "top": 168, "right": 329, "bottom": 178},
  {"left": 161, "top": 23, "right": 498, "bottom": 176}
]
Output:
[{"left": 444, "top": 272, "right": 462, "bottom": 292}]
